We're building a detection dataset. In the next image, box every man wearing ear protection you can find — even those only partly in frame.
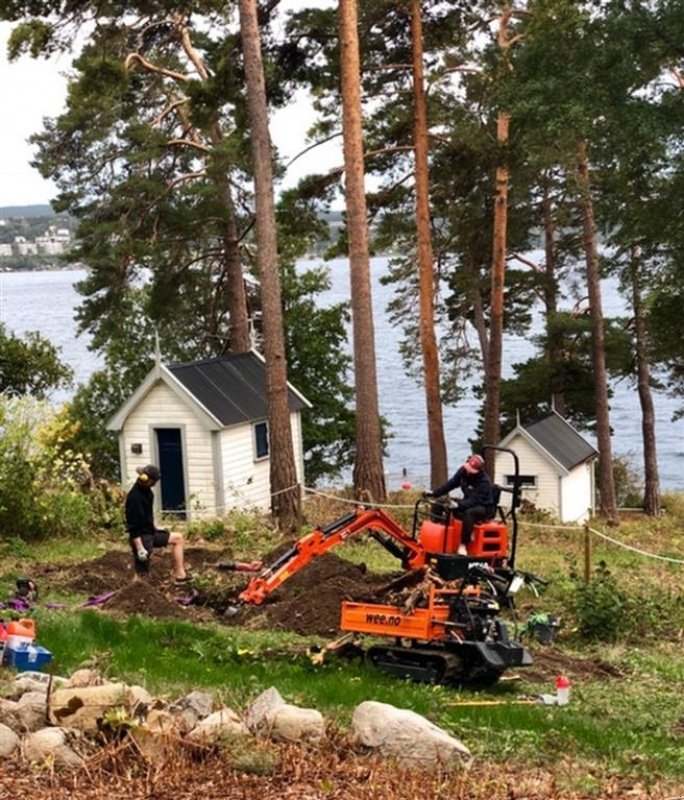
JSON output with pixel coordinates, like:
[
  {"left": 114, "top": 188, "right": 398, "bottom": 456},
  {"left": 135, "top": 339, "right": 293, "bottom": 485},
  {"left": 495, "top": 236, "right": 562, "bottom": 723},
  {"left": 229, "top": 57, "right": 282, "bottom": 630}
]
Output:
[
  {"left": 125, "top": 464, "right": 193, "bottom": 585},
  {"left": 424, "top": 453, "right": 495, "bottom": 556}
]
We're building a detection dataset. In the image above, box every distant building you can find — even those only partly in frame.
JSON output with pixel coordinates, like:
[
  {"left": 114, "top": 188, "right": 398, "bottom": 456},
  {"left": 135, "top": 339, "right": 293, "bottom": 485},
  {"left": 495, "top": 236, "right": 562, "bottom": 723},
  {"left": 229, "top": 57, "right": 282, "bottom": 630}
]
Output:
[{"left": 14, "top": 237, "right": 38, "bottom": 256}]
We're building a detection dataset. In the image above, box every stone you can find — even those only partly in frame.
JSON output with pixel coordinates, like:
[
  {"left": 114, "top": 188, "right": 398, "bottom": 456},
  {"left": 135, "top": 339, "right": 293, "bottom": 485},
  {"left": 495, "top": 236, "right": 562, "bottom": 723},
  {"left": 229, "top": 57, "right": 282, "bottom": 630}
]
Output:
[
  {"left": 266, "top": 705, "right": 325, "bottom": 744},
  {"left": 48, "top": 683, "right": 130, "bottom": 733},
  {"left": 186, "top": 708, "right": 249, "bottom": 745},
  {"left": 21, "top": 727, "right": 86, "bottom": 768},
  {"left": 352, "top": 701, "right": 471, "bottom": 769},
  {"left": 244, "top": 687, "right": 285, "bottom": 733},
  {"left": 0, "top": 723, "right": 19, "bottom": 757}
]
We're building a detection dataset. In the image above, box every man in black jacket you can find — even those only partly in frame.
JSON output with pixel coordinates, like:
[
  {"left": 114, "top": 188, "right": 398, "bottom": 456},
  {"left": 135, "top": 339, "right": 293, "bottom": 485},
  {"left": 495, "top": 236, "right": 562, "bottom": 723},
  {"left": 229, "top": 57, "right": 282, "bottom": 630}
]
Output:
[
  {"left": 425, "top": 454, "right": 495, "bottom": 556},
  {"left": 125, "top": 464, "right": 262, "bottom": 584},
  {"left": 125, "top": 465, "right": 193, "bottom": 584}
]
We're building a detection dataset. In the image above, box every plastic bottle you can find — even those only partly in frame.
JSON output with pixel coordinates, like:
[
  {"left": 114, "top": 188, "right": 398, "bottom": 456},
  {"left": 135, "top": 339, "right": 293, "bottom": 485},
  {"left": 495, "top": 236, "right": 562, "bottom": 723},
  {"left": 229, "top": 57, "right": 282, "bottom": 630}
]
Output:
[{"left": 555, "top": 674, "right": 571, "bottom": 706}]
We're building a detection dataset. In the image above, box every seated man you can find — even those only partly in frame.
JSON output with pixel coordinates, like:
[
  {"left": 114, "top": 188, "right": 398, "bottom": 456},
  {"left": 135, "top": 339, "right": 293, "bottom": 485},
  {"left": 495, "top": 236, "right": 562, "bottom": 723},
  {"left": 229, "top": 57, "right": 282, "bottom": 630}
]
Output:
[
  {"left": 124, "top": 465, "right": 192, "bottom": 584},
  {"left": 426, "top": 454, "right": 495, "bottom": 556},
  {"left": 125, "top": 464, "right": 262, "bottom": 584}
]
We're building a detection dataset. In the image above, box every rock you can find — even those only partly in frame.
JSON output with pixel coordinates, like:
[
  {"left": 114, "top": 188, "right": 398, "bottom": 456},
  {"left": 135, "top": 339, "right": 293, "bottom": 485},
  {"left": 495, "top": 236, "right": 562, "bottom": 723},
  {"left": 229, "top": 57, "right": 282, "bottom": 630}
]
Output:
[
  {"left": 266, "top": 705, "right": 325, "bottom": 744},
  {"left": 186, "top": 708, "right": 249, "bottom": 745},
  {"left": 244, "top": 687, "right": 285, "bottom": 733},
  {"left": 0, "top": 723, "right": 19, "bottom": 756},
  {"left": 21, "top": 727, "right": 86, "bottom": 768},
  {"left": 169, "top": 689, "right": 214, "bottom": 733},
  {"left": 127, "top": 684, "right": 155, "bottom": 714},
  {"left": 245, "top": 687, "right": 324, "bottom": 743},
  {"left": 352, "top": 701, "right": 471, "bottom": 769},
  {"left": 66, "top": 668, "right": 108, "bottom": 688},
  {"left": 8, "top": 671, "right": 66, "bottom": 698},
  {"left": 16, "top": 691, "right": 49, "bottom": 732},
  {"left": 142, "top": 708, "right": 183, "bottom": 736},
  {"left": 0, "top": 692, "right": 48, "bottom": 733},
  {"left": 48, "top": 683, "right": 131, "bottom": 733}
]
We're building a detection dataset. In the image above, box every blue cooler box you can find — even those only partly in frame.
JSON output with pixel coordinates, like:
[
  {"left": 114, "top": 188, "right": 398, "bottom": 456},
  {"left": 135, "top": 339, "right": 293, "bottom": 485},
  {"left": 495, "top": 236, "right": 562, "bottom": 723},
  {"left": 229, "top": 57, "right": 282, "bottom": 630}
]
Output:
[{"left": 3, "top": 644, "right": 53, "bottom": 671}]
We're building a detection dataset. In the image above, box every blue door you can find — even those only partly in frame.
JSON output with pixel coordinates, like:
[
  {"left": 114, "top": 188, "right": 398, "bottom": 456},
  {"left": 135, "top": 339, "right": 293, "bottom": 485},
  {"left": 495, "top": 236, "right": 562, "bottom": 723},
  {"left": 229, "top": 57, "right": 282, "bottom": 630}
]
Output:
[{"left": 156, "top": 428, "right": 186, "bottom": 519}]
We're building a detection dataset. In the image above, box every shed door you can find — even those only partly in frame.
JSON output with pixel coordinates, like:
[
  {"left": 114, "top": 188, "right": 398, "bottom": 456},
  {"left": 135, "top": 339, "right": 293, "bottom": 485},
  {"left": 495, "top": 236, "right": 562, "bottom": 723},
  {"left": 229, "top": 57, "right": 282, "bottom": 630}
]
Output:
[{"left": 156, "top": 428, "right": 186, "bottom": 519}]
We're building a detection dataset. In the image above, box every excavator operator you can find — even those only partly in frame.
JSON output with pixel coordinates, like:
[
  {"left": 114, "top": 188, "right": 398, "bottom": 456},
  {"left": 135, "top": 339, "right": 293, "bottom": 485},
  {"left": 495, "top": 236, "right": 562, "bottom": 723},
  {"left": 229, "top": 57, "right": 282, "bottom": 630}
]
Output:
[{"left": 424, "top": 454, "right": 495, "bottom": 555}]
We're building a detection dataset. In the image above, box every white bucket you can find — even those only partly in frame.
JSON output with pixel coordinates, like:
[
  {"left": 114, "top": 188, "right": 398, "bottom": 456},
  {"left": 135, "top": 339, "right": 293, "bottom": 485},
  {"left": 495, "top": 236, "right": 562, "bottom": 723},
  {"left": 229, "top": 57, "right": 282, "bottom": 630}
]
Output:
[{"left": 6, "top": 634, "right": 34, "bottom": 650}]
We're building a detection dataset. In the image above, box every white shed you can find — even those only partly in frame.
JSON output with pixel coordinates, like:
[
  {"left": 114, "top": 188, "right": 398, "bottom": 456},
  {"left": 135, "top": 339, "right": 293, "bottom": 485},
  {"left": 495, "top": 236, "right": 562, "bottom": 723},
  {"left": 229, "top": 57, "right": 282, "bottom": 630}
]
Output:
[
  {"left": 495, "top": 412, "right": 598, "bottom": 523},
  {"left": 107, "top": 351, "right": 310, "bottom": 519}
]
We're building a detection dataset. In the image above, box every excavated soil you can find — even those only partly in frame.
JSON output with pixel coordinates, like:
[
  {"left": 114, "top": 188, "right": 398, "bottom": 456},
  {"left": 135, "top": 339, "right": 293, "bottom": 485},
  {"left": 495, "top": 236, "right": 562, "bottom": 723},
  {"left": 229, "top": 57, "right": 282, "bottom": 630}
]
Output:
[{"left": 13, "top": 545, "right": 624, "bottom": 685}]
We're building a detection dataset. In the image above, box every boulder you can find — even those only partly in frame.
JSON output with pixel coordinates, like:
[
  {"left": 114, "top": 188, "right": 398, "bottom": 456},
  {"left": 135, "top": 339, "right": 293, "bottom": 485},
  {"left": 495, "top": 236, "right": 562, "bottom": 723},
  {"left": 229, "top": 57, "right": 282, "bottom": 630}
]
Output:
[
  {"left": 66, "top": 668, "right": 108, "bottom": 688},
  {"left": 352, "top": 701, "right": 471, "bottom": 769},
  {"left": 0, "top": 723, "right": 19, "bottom": 757},
  {"left": 245, "top": 687, "right": 324, "bottom": 743},
  {"left": 8, "top": 671, "right": 66, "bottom": 699},
  {"left": 244, "top": 687, "right": 285, "bottom": 733},
  {"left": 21, "top": 727, "right": 86, "bottom": 768},
  {"left": 169, "top": 689, "right": 214, "bottom": 733},
  {"left": 0, "top": 692, "right": 48, "bottom": 733},
  {"left": 186, "top": 708, "right": 249, "bottom": 745},
  {"left": 265, "top": 705, "right": 325, "bottom": 744},
  {"left": 48, "top": 683, "right": 131, "bottom": 732}
]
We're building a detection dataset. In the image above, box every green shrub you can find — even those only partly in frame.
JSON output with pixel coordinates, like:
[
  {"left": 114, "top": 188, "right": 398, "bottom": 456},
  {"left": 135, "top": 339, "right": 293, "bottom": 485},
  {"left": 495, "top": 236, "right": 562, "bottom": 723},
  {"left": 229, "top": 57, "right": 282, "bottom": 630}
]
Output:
[
  {"left": 0, "top": 396, "right": 118, "bottom": 541},
  {"left": 571, "top": 561, "right": 631, "bottom": 642}
]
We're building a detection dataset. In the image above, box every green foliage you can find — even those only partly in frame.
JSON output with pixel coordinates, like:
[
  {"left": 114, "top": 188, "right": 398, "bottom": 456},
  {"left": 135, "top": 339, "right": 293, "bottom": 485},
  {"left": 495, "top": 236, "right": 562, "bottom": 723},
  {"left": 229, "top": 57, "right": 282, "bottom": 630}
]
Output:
[
  {"left": 570, "top": 561, "right": 631, "bottom": 643},
  {"left": 186, "top": 517, "right": 227, "bottom": 543},
  {"left": 0, "top": 396, "right": 119, "bottom": 541},
  {"left": 0, "top": 323, "right": 73, "bottom": 398}
]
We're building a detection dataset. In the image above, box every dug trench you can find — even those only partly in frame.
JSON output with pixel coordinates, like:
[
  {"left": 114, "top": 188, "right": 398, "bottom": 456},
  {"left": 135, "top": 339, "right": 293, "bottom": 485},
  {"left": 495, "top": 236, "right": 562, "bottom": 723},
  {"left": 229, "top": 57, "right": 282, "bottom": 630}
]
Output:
[{"left": 17, "top": 544, "right": 624, "bottom": 686}]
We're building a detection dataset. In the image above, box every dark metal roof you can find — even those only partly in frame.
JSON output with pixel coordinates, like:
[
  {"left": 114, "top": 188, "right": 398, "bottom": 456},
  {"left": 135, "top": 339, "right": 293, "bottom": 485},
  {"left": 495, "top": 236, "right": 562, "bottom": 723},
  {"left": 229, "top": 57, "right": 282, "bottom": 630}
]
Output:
[
  {"left": 523, "top": 413, "right": 598, "bottom": 471},
  {"left": 167, "top": 353, "right": 307, "bottom": 427}
]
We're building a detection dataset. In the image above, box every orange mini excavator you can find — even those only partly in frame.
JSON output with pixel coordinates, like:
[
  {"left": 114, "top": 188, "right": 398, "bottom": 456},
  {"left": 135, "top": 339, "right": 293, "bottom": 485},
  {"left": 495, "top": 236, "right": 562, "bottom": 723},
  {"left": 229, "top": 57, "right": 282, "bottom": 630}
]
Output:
[{"left": 237, "top": 446, "right": 542, "bottom": 685}]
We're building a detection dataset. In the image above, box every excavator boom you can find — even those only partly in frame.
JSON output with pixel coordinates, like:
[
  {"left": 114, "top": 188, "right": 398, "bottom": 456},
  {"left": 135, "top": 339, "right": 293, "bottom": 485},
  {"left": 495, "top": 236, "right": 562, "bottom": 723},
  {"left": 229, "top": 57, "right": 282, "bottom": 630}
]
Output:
[{"left": 239, "top": 507, "right": 427, "bottom": 605}]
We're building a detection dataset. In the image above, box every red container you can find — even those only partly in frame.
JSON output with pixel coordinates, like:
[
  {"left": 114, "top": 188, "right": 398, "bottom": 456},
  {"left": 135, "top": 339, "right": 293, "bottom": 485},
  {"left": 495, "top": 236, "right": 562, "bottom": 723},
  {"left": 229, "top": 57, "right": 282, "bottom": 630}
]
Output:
[{"left": 6, "top": 619, "right": 36, "bottom": 639}]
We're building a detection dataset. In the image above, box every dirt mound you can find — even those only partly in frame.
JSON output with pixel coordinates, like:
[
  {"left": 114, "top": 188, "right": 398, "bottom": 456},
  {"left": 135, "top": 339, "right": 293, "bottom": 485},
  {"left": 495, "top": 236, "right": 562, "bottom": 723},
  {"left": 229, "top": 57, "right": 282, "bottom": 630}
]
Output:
[
  {"left": 225, "top": 553, "right": 392, "bottom": 636},
  {"left": 23, "top": 546, "right": 389, "bottom": 633}
]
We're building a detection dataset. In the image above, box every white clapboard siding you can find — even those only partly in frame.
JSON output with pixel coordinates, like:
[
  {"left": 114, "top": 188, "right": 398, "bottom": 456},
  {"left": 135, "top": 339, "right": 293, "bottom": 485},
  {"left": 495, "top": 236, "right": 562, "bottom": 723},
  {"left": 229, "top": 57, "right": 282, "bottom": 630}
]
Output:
[{"left": 559, "top": 461, "right": 593, "bottom": 523}]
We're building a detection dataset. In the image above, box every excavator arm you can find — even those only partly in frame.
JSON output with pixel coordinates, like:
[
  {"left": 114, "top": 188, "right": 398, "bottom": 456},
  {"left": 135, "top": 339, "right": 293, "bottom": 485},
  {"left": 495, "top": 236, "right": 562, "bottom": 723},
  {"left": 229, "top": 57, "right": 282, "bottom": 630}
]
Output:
[{"left": 239, "top": 507, "right": 428, "bottom": 605}]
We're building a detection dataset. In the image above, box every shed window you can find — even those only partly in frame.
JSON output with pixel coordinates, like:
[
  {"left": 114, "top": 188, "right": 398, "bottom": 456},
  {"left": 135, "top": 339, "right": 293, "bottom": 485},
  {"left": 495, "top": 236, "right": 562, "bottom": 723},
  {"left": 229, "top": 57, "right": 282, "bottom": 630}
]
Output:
[
  {"left": 505, "top": 474, "right": 537, "bottom": 487},
  {"left": 254, "top": 421, "right": 269, "bottom": 460}
]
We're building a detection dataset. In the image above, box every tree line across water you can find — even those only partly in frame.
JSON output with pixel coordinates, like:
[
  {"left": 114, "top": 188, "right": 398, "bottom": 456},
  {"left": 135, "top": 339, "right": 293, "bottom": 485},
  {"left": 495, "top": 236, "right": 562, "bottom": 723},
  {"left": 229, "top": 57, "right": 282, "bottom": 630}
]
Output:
[{"left": 1, "top": 1, "right": 682, "bottom": 529}]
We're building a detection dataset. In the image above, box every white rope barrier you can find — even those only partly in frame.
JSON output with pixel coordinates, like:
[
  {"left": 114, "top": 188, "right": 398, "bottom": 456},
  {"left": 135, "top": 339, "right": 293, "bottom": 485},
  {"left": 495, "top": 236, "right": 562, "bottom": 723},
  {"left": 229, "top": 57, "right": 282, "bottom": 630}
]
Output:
[
  {"left": 586, "top": 526, "right": 684, "bottom": 565},
  {"left": 520, "top": 518, "right": 684, "bottom": 565},
  {"left": 302, "top": 485, "right": 416, "bottom": 510}
]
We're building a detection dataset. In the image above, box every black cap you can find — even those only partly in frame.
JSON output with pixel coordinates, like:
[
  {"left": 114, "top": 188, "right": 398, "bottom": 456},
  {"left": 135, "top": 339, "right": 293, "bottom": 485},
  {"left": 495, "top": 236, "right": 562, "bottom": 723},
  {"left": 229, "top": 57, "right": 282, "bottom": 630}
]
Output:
[{"left": 137, "top": 464, "right": 161, "bottom": 481}]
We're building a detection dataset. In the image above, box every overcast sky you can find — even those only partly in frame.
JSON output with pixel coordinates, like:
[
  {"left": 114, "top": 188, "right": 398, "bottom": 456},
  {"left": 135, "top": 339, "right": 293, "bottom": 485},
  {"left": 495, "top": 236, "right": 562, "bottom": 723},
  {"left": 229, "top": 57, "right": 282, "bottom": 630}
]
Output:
[{"left": 0, "top": 4, "right": 339, "bottom": 208}]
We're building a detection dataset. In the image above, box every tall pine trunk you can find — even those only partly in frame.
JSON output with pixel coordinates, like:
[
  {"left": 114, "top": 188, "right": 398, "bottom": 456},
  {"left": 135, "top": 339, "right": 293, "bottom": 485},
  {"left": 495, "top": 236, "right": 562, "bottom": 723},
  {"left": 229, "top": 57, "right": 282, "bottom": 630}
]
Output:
[
  {"left": 238, "top": 0, "right": 299, "bottom": 528},
  {"left": 541, "top": 177, "right": 567, "bottom": 417},
  {"left": 629, "top": 245, "right": 661, "bottom": 516},
  {"left": 339, "top": 0, "right": 386, "bottom": 502},
  {"left": 483, "top": 2, "right": 514, "bottom": 463},
  {"left": 576, "top": 139, "right": 617, "bottom": 523},
  {"left": 411, "top": 0, "right": 447, "bottom": 487}
]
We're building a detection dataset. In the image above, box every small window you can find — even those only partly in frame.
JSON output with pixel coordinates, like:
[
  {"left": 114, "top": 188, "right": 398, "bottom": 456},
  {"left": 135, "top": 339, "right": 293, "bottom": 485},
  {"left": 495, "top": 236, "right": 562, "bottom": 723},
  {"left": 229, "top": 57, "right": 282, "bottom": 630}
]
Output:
[
  {"left": 505, "top": 474, "right": 537, "bottom": 487},
  {"left": 254, "top": 421, "right": 269, "bottom": 460}
]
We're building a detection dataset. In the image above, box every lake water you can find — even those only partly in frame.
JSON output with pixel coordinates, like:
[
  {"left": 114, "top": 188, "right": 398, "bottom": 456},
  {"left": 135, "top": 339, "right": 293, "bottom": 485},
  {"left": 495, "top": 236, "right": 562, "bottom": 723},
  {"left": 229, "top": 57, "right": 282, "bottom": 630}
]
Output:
[{"left": 1, "top": 261, "right": 682, "bottom": 491}]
